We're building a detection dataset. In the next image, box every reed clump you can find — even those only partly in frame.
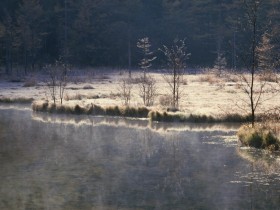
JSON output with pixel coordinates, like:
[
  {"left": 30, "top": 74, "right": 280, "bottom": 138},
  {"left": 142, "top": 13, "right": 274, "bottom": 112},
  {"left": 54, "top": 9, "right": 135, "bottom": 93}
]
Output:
[{"left": 237, "top": 123, "right": 280, "bottom": 151}]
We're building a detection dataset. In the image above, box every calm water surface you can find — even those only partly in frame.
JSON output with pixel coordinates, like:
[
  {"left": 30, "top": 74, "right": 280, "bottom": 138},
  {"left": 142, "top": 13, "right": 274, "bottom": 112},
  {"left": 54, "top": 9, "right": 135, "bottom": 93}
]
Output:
[{"left": 0, "top": 106, "right": 280, "bottom": 210}]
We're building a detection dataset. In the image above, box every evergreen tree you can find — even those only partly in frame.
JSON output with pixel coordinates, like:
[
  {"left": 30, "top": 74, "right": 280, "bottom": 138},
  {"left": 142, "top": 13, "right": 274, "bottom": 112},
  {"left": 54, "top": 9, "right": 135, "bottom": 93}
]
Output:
[
  {"left": 137, "top": 37, "right": 156, "bottom": 78},
  {"left": 137, "top": 37, "right": 157, "bottom": 106}
]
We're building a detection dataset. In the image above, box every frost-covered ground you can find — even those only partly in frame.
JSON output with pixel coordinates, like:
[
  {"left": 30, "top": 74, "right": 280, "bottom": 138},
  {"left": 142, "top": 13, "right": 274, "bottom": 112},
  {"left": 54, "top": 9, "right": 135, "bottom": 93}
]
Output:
[{"left": 1, "top": 70, "right": 280, "bottom": 117}]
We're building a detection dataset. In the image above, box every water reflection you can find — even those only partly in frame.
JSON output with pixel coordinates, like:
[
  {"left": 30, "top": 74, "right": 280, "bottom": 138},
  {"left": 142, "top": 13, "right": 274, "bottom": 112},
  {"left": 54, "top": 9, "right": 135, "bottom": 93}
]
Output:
[{"left": 0, "top": 106, "right": 280, "bottom": 209}]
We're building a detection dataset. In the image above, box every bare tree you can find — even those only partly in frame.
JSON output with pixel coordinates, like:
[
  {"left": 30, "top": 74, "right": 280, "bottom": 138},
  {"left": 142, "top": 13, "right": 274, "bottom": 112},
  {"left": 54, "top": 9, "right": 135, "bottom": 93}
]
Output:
[
  {"left": 45, "top": 64, "right": 57, "bottom": 104},
  {"left": 160, "top": 39, "right": 190, "bottom": 108},
  {"left": 57, "top": 61, "right": 69, "bottom": 104},
  {"left": 119, "top": 76, "right": 133, "bottom": 106},
  {"left": 44, "top": 59, "right": 69, "bottom": 105},
  {"left": 238, "top": 0, "right": 262, "bottom": 126},
  {"left": 237, "top": 0, "right": 279, "bottom": 126},
  {"left": 138, "top": 75, "right": 157, "bottom": 106}
]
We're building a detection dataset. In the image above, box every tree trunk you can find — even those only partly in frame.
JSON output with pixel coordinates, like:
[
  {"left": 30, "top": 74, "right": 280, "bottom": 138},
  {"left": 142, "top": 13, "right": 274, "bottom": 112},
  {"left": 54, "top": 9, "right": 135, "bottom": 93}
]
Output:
[{"left": 173, "top": 66, "right": 176, "bottom": 108}]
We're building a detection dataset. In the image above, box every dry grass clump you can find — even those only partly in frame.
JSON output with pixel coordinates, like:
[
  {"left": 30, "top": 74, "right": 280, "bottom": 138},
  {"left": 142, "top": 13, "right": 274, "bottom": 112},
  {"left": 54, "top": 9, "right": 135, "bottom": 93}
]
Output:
[
  {"left": 0, "top": 97, "right": 34, "bottom": 104},
  {"left": 237, "top": 124, "right": 280, "bottom": 151}
]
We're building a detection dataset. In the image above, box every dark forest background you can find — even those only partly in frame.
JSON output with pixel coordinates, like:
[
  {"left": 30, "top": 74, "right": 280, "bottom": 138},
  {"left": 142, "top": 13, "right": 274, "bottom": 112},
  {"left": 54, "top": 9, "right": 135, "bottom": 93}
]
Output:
[{"left": 0, "top": 0, "right": 279, "bottom": 74}]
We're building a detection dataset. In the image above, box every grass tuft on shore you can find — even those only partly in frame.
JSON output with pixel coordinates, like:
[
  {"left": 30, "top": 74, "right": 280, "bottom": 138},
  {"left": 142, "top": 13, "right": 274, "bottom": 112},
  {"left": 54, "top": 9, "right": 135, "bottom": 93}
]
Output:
[{"left": 237, "top": 124, "right": 280, "bottom": 151}]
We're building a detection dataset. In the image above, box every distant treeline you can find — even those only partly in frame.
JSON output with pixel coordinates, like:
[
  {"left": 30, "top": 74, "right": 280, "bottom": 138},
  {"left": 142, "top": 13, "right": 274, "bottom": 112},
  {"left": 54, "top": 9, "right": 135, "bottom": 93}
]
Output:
[{"left": 0, "top": 0, "right": 279, "bottom": 74}]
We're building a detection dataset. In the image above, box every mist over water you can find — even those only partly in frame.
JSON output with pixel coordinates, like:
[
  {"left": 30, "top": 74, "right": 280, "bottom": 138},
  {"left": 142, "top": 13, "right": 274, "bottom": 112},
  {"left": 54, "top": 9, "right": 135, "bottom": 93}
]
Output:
[{"left": 0, "top": 106, "right": 280, "bottom": 210}]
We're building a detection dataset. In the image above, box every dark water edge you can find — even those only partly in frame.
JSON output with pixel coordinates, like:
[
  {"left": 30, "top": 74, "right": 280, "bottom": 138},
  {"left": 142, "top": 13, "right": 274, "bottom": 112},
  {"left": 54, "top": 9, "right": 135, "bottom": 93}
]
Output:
[{"left": 0, "top": 106, "right": 280, "bottom": 210}]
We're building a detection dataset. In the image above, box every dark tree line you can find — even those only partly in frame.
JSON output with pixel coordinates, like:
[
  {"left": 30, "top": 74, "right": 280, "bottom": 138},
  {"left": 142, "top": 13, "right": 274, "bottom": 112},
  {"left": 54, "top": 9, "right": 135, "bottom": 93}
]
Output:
[{"left": 0, "top": 0, "right": 279, "bottom": 74}]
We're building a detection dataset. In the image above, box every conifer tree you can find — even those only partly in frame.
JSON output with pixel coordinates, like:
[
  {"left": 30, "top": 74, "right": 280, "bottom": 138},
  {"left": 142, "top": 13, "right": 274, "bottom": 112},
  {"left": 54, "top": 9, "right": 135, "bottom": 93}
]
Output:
[
  {"left": 137, "top": 37, "right": 157, "bottom": 106},
  {"left": 137, "top": 37, "right": 156, "bottom": 79}
]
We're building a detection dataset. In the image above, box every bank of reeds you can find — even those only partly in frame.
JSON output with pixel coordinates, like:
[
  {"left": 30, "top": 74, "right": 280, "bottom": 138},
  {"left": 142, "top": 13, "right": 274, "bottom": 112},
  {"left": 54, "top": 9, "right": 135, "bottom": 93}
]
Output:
[
  {"left": 148, "top": 111, "right": 251, "bottom": 123},
  {"left": 0, "top": 97, "right": 34, "bottom": 104},
  {"left": 32, "top": 101, "right": 150, "bottom": 118},
  {"left": 32, "top": 101, "right": 253, "bottom": 123}
]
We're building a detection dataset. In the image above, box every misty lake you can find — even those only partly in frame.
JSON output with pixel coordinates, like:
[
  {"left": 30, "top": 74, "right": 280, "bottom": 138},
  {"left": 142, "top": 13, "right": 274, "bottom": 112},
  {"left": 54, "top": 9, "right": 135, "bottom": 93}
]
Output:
[{"left": 0, "top": 106, "right": 280, "bottom": 210}]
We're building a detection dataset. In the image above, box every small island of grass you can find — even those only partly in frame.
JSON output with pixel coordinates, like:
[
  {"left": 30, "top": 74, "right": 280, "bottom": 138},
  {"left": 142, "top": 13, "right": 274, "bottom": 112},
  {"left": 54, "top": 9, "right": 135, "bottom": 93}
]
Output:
[{"left": 237, "top": 123, "right": 280, "bottom": 151}]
